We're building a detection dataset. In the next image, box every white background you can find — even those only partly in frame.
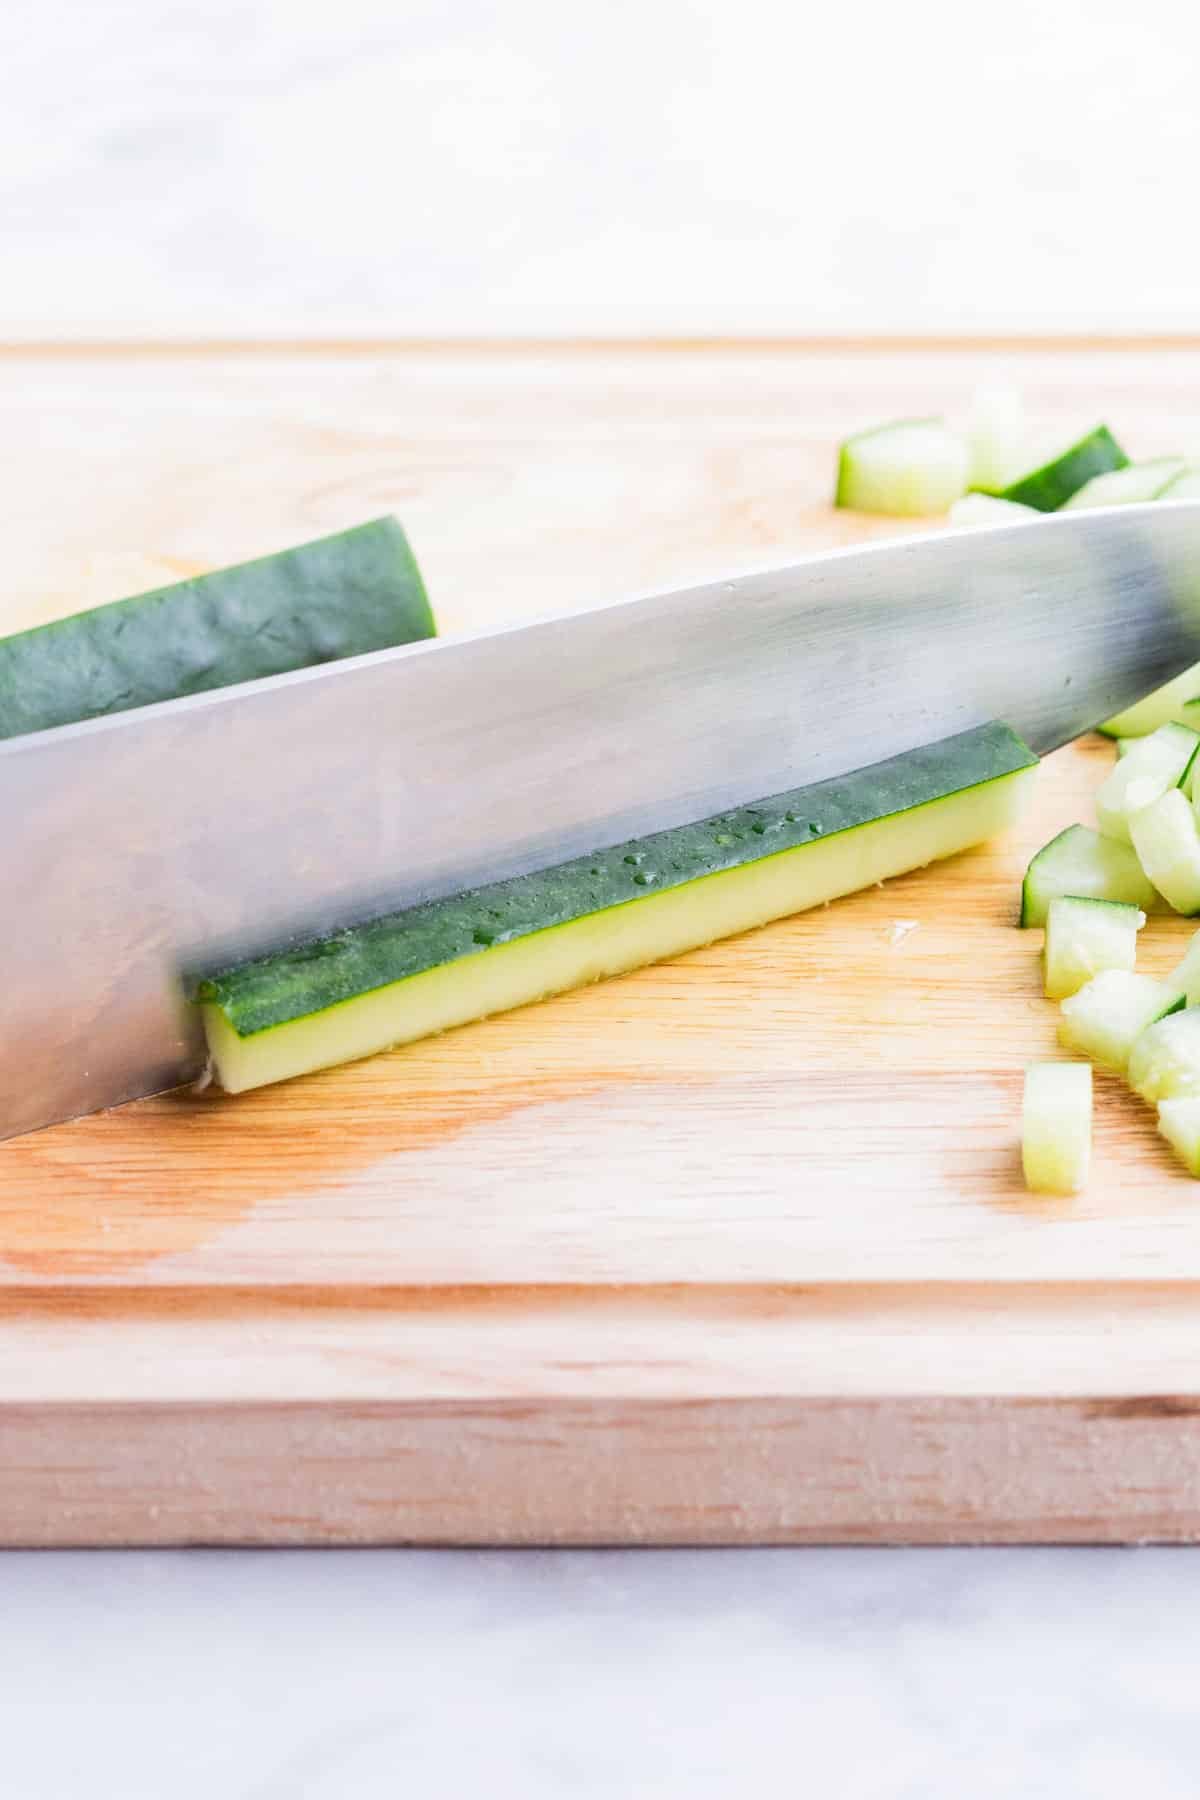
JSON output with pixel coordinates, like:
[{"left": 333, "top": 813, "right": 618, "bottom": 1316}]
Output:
[
  {"left": 2, "top": 0, "right": 1198, "bottom": 337},
  {"left": 4, "top": 4, "right": 1200, "bottom": 1793}
]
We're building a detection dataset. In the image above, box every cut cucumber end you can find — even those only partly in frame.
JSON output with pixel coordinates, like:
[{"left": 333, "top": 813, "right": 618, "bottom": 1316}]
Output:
[
  {"left": 835, "top": 418, "right": 970, "bottom": 517},
  {"left": 1022, "top": 1062, "right": 1092, "bottom": 1196}
]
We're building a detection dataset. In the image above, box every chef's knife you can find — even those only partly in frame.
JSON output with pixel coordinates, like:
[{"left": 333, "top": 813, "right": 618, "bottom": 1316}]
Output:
[{"left": 3, "top": 502, "right": 1200, "bottom": 1141}]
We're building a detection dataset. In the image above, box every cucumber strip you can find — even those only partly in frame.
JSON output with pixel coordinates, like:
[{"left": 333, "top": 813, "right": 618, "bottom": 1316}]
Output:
[
  {"left": 0, "top": 516, "right": 433, "bottom": 741},
  {"left": 1021, "top": 1063, "right": 1091, "bottom": 1196},
  {"left": 1094, "top": 721, "right": 1200, "bottom": 843},
  {"left": 964, "top": 387, "right": 1028, "bottom": 495},
  {"left": 1019, "top": 824, "right": 1161, "bottom": 928},
  {"left": 1129, "top": 789, "right": 1200, "bottom": 914},
  {"left": 948, "top": 494, "right": 1039, "bottom": 529},
  {"left": 1115, "top": 739, "right": 1136, "bottom": 759},
  {"left": 1062, "top": 457, "right": 1186, "bottom": 510},
  {"left": 1058, "top": 971, "right": 1183, "bottom": 1073},
  {"left": 1157, "top": 1098, "right": 1200, "bottom": 1176},
  {"left": 1128, "top": 1008, "right": 1200, "bottom": 1104},
  {"left": 1159, "top": 468, "right": 1200, "bottom": 501},
  {"left": 1099, "top": 665, "right": 1200, "bottom": 739},
  {"left": 1042, "top": 896, "right": 1145, "bottom": 1001},
  {"left": 834, "top": 419, "right": 970, "bottom": 516},
  {"left": 199, "top": 721, "right": 1038, "bottom": 1095},
  {"left": 998, "top": 425, "right": 1128, "bottom": 512}
]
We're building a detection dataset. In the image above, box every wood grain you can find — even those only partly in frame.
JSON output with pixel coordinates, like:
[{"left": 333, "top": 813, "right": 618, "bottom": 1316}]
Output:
[{"left": 4, "top": 343, "right": 1200, "bottom": 1544}]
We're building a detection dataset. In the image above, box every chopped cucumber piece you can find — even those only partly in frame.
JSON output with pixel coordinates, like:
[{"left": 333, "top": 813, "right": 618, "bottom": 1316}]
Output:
[
  {"left": 1099, "top": 665, "right": 1200, "bottom": 739},
  {"left": 1042, "top": 896, "right": 1145, "bottom": 1001},
  {"left": 1157, "top": 1098, "right": 1200, "bottom": 1176},
  {"left": 835, "top": 419, "right": 970, "bottom": 516},
  {"left": 1020, "top": 824, "right": 1160, "bottom": 928},
  {"left": 1115, "top": 739, "right": 1135, "bottom": 759},
  {"left": 1129, "top": 789, "right": 1200, "bottom": 914},
  {"left": 0, "top": 517, "right": 433, "bottom": 741},
  {"left": 1128, "top": 1008, "right": 1200, "bottom": 1104},
  {"left": 948, "top": 494, "right": 1039, "bottom": 529},
  {"left": 1058, "top": 971, "right": 1183, "bottom": 1073},
  {"left": 1063, "top": 457, "right": 1186, "bottom": 510},
  {"left": 1159, "top": 468, "right": 1200, "bottom": 501},
  {"left": 199, "top": 721, "right": 1037, "bottom": 1094},
  {"left": 1094, "top": 721, "right": 1200, "bottom": 843},
  {"left": 1022, "top": 1063, "right": 1092, "bottom": 1196},
  {"left": 998, "top": 425, "right": 1128, "bottom": 512},
  {"left": 964, "top": 387, "right": 1028, "bottom": 494},
  {"left": 1171, "top": 929, "right": 1200, "bottom": 1005}
]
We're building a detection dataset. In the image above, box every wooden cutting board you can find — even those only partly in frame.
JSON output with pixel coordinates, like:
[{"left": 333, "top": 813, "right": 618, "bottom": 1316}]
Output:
[{"left": 5, "top": 340, "right": 1200, "bottom": 1546}]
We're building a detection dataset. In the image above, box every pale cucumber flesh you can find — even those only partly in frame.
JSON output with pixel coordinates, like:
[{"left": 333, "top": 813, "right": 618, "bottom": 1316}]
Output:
[
  {"left": 1058, "top": 971, "right": 1182, "bottom": 1072},
  {"left": 1094, "top": 722, "right": 1200, "bottom": 843},
  {"left": 1022, "top": 1062, "right": 1092, "bottom": 1195},
  {"left": 1128, "top": 1008, "right": 1200, "bottom": 1104},
  {"left": 1042, "top": 896, "right": 1144, "bottom": 1001}
]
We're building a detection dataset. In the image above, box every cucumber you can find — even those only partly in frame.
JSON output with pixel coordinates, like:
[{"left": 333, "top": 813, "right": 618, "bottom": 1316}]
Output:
[
  {"left": 1021, "top": 1063, "right": 1091, "bottom": 1196},
  {"left": 198, "top": 720, "right": 1038, "bottom": 1094},
  {"left": 998, "top": 425, "right": 1128, "bottom": 512},
  {"left": 1099, "top": 666, "right": 1200, "bottom": 739},
  {"left": 834, "top": 419, "right": 970, "bottom": 516},
  {"left": 1129, "top": 789, "right": 1200, "bottom": 914},
  {"left": 1020, "top": 824, "right": 1160, "bottom": 928},
  {"left": 1157, "top": 1097, "right": 1200, "bottom": 1175},
  {"left": 1115, "top": 739, "right": 1136, "bottom": 759},
  {"left": 1062, "top": 457, "right": 1186, "bottom": 510},
  {"left": 964, "top": 387, "right": 1028, "bottom": 495},
  {"left": 1159, "top": 468, "right": 1200, "bottom": 500},
  {"left": 1058, "top": 971, "right": 1183, "bottom": 1073},
  {"left": 1128, "top": 1008, "right": 1200, "bottom": 1104},
  {"left": 0, "top": 516, "right": 432, "bottom": 741},
  {"left": 1042, "top": 896, "right": 1144, "bottom": 1001},
  {"left": 948, "top": 494, "right": 1039, "bottom": 529},
  {"left": 1094, "top": 721, "right": 1200, "bottom": 843}
]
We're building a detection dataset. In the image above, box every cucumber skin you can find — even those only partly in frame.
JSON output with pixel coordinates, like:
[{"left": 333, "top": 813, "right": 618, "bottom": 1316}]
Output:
[
  {"left": 0, "top": 517, "right": 432, "bottom": 741},
  {"left": 201, "top": 721, "right": 1037, "bottom": 1039},
  {"left": 999, "top": 426, "right": 1129, "bottom": 512}
]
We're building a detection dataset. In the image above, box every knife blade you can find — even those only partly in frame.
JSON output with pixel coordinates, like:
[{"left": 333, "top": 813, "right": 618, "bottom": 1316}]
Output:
[{"left": 4, "top": 501, "right": 1200, "bottom": 1141}]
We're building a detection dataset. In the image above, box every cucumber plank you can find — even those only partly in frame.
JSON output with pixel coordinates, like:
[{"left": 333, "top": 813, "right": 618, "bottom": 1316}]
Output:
[
  {"left": 0, "top": 516, "right": 432, "bottom": 740},
  {"left": 199, "top": 721, "right": 1038, "bottom": 1094}
]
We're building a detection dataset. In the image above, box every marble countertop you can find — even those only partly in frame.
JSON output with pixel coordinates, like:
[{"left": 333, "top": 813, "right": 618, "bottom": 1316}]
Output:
[
  {"left": 2, "top": 1547, "right": 1195, "bottom": 1796},
  {"left": 4, "top": 0, "right": 1199, "bottom": 339}
]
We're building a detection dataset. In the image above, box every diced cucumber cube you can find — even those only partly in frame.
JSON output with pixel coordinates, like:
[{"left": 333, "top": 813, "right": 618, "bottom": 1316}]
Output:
[
  {"left": 1129, "top": 1008, "right": 1200, "bottom": 1104},
  {"left": 1022, "top": 1063, "right": 1092, "bottom": 1196},
  {"left": 1095, "top": 722, "right": 1200, "bottom": 844},
  {"left": 1129, "top": 789, "right": 1200, "bottom": 915},
  {"left": 835, "top": 419, "right": 970, "bottom": 517},
  {"left": 1042, "top": 896, "right": 1145, "bottom": 1000},
  {"left": 1058, "top": 971, "right": 1182, "bottom": 1073}
]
